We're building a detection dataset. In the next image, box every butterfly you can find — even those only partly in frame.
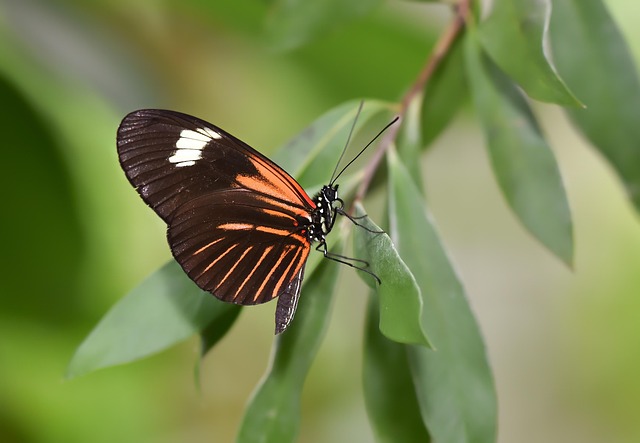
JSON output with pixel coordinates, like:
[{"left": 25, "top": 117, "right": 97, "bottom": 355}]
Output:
[{"left": 117, "top": 107, "right": 394, "bottom": 333}]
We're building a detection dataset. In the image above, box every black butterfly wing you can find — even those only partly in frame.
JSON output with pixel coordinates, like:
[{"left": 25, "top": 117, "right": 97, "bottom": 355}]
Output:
[
  {"left": 117, "top": 109, "right": 315, "bottom": 223},
  {"left": 275, "top": 266, "right": 305, "bottom": 334},
  {"left": 117, "top": 109, "right": 315, "bottom": 308},
  {"left": 167, "top": 188, "right": 310, "bottom": 305}
]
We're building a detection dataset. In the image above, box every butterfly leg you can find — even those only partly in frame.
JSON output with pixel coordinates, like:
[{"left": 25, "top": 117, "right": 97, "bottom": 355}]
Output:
[
  {"left": 316, "top": 241, "right": 381, "bottom": 285},
  {"left": 335, "top": 208, "right": 385, "bottom": 234}
]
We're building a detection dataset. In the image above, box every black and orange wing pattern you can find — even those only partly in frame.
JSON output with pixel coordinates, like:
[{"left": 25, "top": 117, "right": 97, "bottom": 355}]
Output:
[{"left": 117, "top": 109, "right": 316, "bottom": 332}]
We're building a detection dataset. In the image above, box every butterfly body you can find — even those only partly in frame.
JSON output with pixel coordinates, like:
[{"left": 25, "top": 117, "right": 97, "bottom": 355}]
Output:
[
  {"left": 117, "top": 109, "right": 346, "bottom": 333},
  {"left": 308, "top": 184, "right": 341, "bottom": 240}
]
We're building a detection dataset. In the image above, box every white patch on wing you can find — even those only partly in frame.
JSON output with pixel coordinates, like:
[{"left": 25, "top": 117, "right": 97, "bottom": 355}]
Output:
[
  {"left": 169, "top": 127, "right": 221, "bottom": 167},
  {"left": 197, "top": 127, "right": 222, "bottom": 139},
  {"left": 173, "top": 160, "right": 195, "bottom": 167}
]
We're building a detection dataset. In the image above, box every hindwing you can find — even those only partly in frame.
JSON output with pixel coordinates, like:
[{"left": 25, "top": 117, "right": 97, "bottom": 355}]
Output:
[{"left": 168, "top": 189, "right": 311, "bottom": 305}]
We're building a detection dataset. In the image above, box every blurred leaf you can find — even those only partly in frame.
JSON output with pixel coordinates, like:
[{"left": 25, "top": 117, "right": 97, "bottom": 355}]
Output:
[
  {"left": 276, "top": 99, "right": 392, "bottom": 189},
  {"left": 398, "top": 98, "right": 425, "bottom": 186},
  {"left": 465, "top": 31, "right": 574, "bottom": 266},
  {"left": 549, "top": 0, "right": 640, "bottom": 210},
  {"left": 387, "top": 148, "right": 497, "bottom": 443},
  {"left": 421, "top": 33, "right": 468, "bottom": 146},
  {"left": 478, "top": 0, "right": 581, "bottom": 106},
  {"left": 363, "top": 295, "right": 431, "bottom": 443},
  {"left": 200, "top": 304, "right": 242, "bottom": 357},
  {"left": 178, "top": 0, "right": 267, "bottom": 38},
  {"left": 289, "top": 12, "right": 436, "bottom": 103},
  {"left": 196, "top": 300, "right": 242, "bottom": 388},
  {"left": 353, "top": 203, "right": 432, "bottom": 347},
  {"left": 2, "top": 0, "right": 157, "bottom": 109},
  {"left": 67, "top": 261, "right": 240, "bottom": 378},
  {"left": 236, "top": 241, "right": 342, "bottom": 443},
  {"left": 0, "top": 73, "right": 84, "bottom": 323},
  {"left": 0, "top": 26, "right": 142, "bottom": 309},
  {"left": 264, "top": 0, "right": 383, "bottom": 51}
]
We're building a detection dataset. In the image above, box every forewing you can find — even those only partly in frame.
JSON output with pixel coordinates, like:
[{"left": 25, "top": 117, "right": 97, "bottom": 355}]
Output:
[
  {"left": 117, "top": 109, "right": 315, "bottom": 222},
  {"left": 168, "top": 188, "right": 311, "bottom": 305}
]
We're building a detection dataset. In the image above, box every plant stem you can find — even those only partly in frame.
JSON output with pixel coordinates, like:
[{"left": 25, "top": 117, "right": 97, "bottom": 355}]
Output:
[{"left": 354, "top": 0, "right": 472, "bottom": 204}]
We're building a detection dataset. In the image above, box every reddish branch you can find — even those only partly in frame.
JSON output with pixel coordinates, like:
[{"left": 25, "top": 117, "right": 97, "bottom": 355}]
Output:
[{"left": 354, "top": 0, "right": 472, "bottom": 204}]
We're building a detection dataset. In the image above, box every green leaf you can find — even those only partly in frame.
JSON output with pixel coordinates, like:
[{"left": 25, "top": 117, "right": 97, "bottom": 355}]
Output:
[
  {"left": 549, "top": 0, "right": 640, "bottom": 210},
  {"left": 67, "top": 261, "right": 241, "bottom": 378},
  {"left": 236, "top": 242, "right": 342, "bottom": 443},
  {"left": 353, "top": 203, "right": 432, "bottom": 347},
  {"left": 275, "top": 99, "right": 392, "bottom": 190},
  {"left": 196, "top": 300, "right": 242, "bottom": 388},
  {"left": 0, "top": 73, "right": 84, "bottom": 324},
  {"left": 478, "top": 0, "right": 581, "bottom": 106},
  {"left": 263, "top": 0, "right": 383, "bottom": 51},
  {"left": 200, "top": 305, "right": 242, "bottom": 358},
  {"left": 398, "top": 97, "right": 425, "bottom": 186},
  {"left": 465, "top": 31, "right": 574, "bottom": 266},
  {"left": 387, "top": 148, "right": 497, "bottom": 443},
  {"left": 363, "top": 295, "right": 431, "bottom": 443},
  {"left": 421, "top": 33, "right": 468, "bottom": 147}
]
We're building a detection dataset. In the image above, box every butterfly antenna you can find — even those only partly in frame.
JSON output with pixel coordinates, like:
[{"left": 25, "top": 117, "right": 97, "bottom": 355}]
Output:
[
  {"left": 329, "top": 101, "right": 364, "bottom": 185},
  {"left": 330, "top": 115, "right": 400, "bottom": 185}
]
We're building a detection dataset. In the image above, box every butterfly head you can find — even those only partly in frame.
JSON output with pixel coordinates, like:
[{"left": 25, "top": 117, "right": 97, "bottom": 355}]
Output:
[{"left": 321, "top": 183, "right": 339, "bottom": 204}]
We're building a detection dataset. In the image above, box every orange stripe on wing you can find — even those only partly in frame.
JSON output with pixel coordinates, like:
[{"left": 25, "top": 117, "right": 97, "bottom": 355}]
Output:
[
  {"left": 255, "top": 226, "right": 294, "bottom": 236},
  {"left": 263, "top": 245, "right": 309, "bottom": 303},
  {"left": 254, "top": 245, "right": 291, "bottom": 301},
  {"left": 216, "top": 246, "right": 254, "bottom": 297},
  {"left": 233, "top": 245, "right": 273, "bottom": 301},
  {"left": 250, "top": 194, "right": 312, "bottom": 220},
  {"left": 196, "top": 242, "right": 238, "bottom": 279},
  {"left": 216, "top": 223, "right": 300, "bottom": 238},
  {"left": 259, "top": 207, "right": 305, "bottom": 223},
  {"left": 237, "top": 155, "right": 315, "bottom": 208},
  {"left": 193, "top": 238, "right": 225, "bottom": 255},
  {"left": 272, "top": 248, "right": 303, "bottom": 300},
  {"left": 217, "top": 223, "right": 254, "bottom": 231}
]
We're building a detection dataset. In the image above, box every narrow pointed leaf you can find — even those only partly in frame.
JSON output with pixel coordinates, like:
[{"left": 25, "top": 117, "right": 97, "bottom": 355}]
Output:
[
  {"left": 549, "top": 0, "right": 640, "bottom": 210},
  {"left": 236, "top": 242, "right": 342, "bottom": 443},
  {"left": 277, "top": 99, "right": 392, "bottom": 189},
  {"left": 353, "top": 203, "right": 432, "bottom": 347},
  {"left": 200, "top": 305, "right": 242, "bottom": 358},
  {"left": 0, "top": 74, "right": 84, "bottom": 323},
  {"left": 399, "top": 98, "right": 426, "bottom": 186},
  {"left": 465, "top": 31, "right": 574, "bottom": 266},
  {"left": 478, "top": 0, "right": 581, "bottom": 106},
  {"left": 421, "top": 34, "right": 468, "bottom": 147},
  {"left": 67, "top": 261, "right": 240, "bottom": 378},
  {"left": 263, "top": 0, "right": 383, "bottom": 51},
  {"left": 363, "top": 295, "right": 431, "bottom": 443},
  {"left": 387, "top": 149, "right": 497, "bottom": 443},
  {"left": 196, "top": 303, "right": 242, "bottom": 388}
]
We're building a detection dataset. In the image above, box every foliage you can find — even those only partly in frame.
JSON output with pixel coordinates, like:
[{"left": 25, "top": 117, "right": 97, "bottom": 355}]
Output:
[{"left": 2, "top": 0, "right": 640, "bottom": 442}]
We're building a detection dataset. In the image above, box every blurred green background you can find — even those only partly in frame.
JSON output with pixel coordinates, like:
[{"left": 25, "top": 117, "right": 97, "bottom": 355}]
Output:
[{"left": 1, "top": 0, "right": 640, "bottom": 442}]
